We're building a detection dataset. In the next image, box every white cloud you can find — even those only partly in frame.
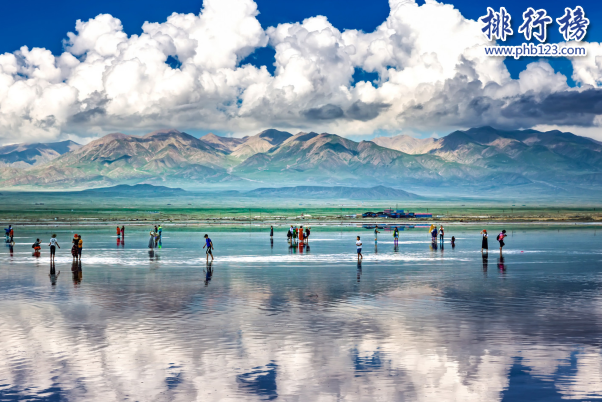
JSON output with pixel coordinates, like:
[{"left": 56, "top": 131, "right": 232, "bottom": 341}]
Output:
[{"left": 0, "top": 0, "right": 600, "bottom": 145}]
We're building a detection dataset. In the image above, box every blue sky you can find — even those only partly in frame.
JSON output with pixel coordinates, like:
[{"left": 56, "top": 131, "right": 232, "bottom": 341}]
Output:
[{"left": 1, "top": 0, "right": 599, "bottom": 84}]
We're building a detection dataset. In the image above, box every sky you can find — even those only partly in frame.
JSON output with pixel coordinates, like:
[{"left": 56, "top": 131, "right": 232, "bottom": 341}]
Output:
[{"left": 0, "top": 0, "right": 601, "bottom": 144}]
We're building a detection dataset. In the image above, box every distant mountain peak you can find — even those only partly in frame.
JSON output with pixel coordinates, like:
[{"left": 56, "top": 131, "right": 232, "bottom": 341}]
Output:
[
  {"left": 142, "top": 129, "right": 183, "bottom": 138},
  {"left": 257, "top": 129, "right": 293, "bottom": 145}
]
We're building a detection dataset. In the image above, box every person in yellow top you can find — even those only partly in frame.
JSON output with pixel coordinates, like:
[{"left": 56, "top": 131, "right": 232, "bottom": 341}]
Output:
[
  {"left": 77, "top": 235, "right": 83, "bottom": 261},
  {"left": 429, "top": 224, "right": 436, "bottom": 237}
]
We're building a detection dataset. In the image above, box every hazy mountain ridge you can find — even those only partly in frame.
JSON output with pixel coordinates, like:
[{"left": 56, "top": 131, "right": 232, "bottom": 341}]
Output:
[
  {"left": 0, "top": 126, "right": 601, "bottom": 196},
  {"left": 247, "top": 185, "right": 419, "bottom": 200},
  {"left": 0, "top": 140, "right": 80, "bottom": 167}
]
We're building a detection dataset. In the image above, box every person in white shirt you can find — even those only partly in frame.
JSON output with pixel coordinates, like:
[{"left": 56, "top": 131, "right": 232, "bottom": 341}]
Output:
[
  {"left": 356, "top": 236, "right": 363, "bottom": 260},
  {"left": 48, "top": 234, "right": 60, "bottom": 263}
]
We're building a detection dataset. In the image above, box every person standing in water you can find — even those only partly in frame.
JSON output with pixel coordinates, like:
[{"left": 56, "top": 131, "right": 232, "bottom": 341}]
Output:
[
  {"left": 439, "top": 225, "right": 444, "bottom": 243},
  {"left": 356, "top": 236, "right": 363, "bottom": 260},
  {"left": 77, "top": 235, "right": 83, "bottom": 261},
  {"left": 71, "top": 234, "right": 79, "bottom": 260},
  {"left": 48, "top": 234, "right": 60, "bottom": 263},
  {"left": 148, "top": 230, "right": 155, "bottom": 248},
  {"left": 374, "top": 227, "right": 380, "bottom": 242},
  {"left": 480, "top": 229, "right": 488, "bottom": 253},
  {"left": 451, "top": 236, "right": 456, "bottom": 248},
  {"left": 116, "top": 226, "right": 121, "bottom": 238},
  {"left": 305, "top": 227, "right": 310, "bottom": 243},
  {"left": 431, "top": 226, "right": 437, "bottom": 243},
  {"left": 121, "top": 226, "right": 125, "bottom": 237},
  {"left": 32, "top": 238, "right": 41, "bottom": 256},
  {"left": 270, "top": 226, "right": 274, "bottom": 238},
  {"left": 393, "top": 227, "right": 399, "bottom": 246},
  {"left": 203, "top": 234, "right": 214, "bottom": 262},
  {"left": 497, "top": 230, "right": 507, "bottom": 256}
]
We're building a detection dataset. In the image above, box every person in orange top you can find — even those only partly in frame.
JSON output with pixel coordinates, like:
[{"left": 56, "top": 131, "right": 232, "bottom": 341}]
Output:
[
  {"left": 298, "top": 226, "right": 305, "bottom": 243},
  {"left": 77, "top": 235, "right": 83, "bottom": 261},
  {"left": 116, "top": 226, "right": 121, "bottom": 237}
]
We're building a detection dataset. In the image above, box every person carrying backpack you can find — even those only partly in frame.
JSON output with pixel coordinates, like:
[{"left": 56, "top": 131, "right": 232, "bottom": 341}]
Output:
[
  {"left": 32, "top": 238, "right": 41, "bottom": 256},
  {"left": 497, "top": 230, "right": 507, "bottom": 256}
]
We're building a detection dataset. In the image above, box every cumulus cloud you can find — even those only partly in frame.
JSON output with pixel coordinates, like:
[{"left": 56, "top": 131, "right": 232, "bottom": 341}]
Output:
[{"left": 0, "top": 0, "right": 600, "bottom": 145}]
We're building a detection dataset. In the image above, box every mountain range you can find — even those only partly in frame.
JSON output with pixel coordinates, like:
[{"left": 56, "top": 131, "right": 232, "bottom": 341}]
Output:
[
  {"left": 246, "top": 185, "right": 419, "bottom": 200},
  {"left": 0, "top": 140, "right": 80, "bottom": 168},
  {"left": 0, "top": 126, "right": 601, "bottom": 198}
]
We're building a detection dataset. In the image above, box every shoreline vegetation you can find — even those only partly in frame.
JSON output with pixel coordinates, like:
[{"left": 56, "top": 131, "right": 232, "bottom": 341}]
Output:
[
  {"left": 2, "top": 190, "right": 601, "bottom": 226},
  {"left": 2, "top": 207, "right": 602, "bottom": 226}
]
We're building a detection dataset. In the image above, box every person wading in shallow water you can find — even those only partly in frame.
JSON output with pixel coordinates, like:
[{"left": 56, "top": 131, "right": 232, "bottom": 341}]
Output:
[
  {"left": 497, "top": 230, "right": 507, "bottom": 256},
  {"left": 77, "top": 235, "right": 83, "bottom": 261},
  {"left": 356, "top": 236, "right": 363, "bottom": 260},
  {"left": 203, "top": 234, "right": 214, "bottom": 262},
  {"left": 480, "top": 229, "right": 488, "bottom": 253},
  {"left": 49, "top": 234, "right": 60, "bottom": 263}
]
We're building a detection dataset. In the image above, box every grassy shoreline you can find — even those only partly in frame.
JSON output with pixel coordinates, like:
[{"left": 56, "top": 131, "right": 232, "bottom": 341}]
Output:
[{"left": 1, "top": 193, "right": 602, "bottom": 226}]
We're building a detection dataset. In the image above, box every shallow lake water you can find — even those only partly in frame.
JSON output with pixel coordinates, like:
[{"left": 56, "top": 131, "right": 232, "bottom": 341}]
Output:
[{"left": 1, "top": 224, "right": 602, "bottom": 401}]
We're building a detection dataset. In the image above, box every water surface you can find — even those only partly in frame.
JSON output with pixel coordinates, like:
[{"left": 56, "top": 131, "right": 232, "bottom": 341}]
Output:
[{"left": 1, "top": 225, "right": 602, "bottom": 401}]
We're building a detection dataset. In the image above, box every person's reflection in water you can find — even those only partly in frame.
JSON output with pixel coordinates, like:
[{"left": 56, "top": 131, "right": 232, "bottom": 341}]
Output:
[
  {"left": 72, "top": 260, "right": 82, "bottom": 286},
  {"left": 305, "top": 244, "right": 310, "bottom": 253},
  {"left": 204, "top": 262, "right": 213, "bottom": 286},
  {"left": 49, "top": 263, "right": 60, "bottom": 286},
  {"left": 149, "top": 249, "right": 155, "bottom": 261},
  {"left": 117, "top": 237, "right": 121, "bottom": 247},
  {"left": 498, "top": 256, "right": 506, "bottom": 273},
  {"left": 9, "top": 242, "right": 14, "bottom": 257},
  {"left": 270, "top": 238, "right": 273, "bottom": 250},
  {"left": 288, "top": 242, "right": 293, "bottom": 254},
  {"left": 357, "top": 260, "right": 362, "bottom": 283},
  {"left": 430, "top": 239, "right": 438, "bottom": 251},
  {"left": 482, "top": 253, "right": 488, "bottom": 276},
  {"left": 440, "top": 242, "right": 444, "bottom": 254},
  {"left": 374, "top": 243, "right": 378, "bottom": 254}
]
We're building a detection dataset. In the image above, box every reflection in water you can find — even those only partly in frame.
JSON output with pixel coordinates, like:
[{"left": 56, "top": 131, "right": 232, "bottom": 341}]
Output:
[
  {"left": 498, "top": 256, "right": 506, "bottom": 271},
  {"left": 204, "top": 262, "right": 213, "bottom": 287},
  {"left": 72, "top": 260, "right": 82, "bottom": 286},
  {"left": 2, "top": 227, "right": 602, "bottom": 401},
  {"left": 482, "top": 253, "right": 489, "bottom": 276},
  {"left": 48, "top": 263, "right": 59, "bottom": 286},
  {"left": 270, "top": 238, "right": 273, "bottom": 249}
]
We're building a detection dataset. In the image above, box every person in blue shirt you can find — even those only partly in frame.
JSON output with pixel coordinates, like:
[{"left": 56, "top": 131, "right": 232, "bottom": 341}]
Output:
[{"left": 203, "top": 234, "right": 214, "bottom": 262}]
